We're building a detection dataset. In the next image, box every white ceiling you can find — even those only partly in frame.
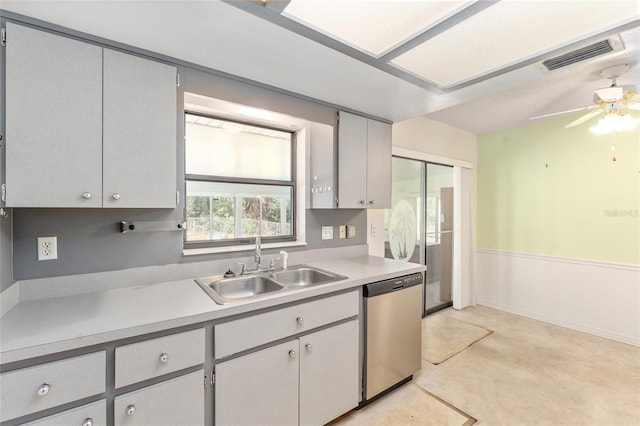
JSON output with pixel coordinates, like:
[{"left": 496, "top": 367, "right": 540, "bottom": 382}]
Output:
[{"left": 1, "top": 0, "right": 639, "bottom": 134}]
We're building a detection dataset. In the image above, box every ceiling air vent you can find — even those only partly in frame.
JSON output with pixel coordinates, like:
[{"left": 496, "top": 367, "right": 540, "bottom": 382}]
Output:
[{"left": 539, "top": 35, "right": 624, "bottom": 72}]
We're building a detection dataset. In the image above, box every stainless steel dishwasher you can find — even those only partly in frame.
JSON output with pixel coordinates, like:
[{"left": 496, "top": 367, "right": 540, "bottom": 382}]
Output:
[{"left": 361, "top": 272, "right": 423, "bottom": 405}]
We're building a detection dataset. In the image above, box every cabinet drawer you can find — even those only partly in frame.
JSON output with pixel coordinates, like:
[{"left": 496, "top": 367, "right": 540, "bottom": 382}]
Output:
[
  {"left": 115, "top": 328, "right": 204, "bottom": 388},
  {"left": 0, "top": 351, "right": 106, "bottom": 422},
  {"left": 215, "top": 290, "right": 359, "bottom": 359},
  {"left": 23, "top": 399, "right": 106, "bottom": 426},
  {"left": 114, "top": 370, "right": 204, "bottom": 426}
]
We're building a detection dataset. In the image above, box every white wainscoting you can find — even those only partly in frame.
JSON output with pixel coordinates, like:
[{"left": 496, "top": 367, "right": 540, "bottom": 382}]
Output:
[{"left": 476, "top": 249, "right": 640, "bottom": 346}]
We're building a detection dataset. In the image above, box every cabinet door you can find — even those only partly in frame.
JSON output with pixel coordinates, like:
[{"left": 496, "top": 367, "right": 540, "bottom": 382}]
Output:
[
  {"left": 337, "top": 111, "right": 367, "bottom": 208},
  {"left": 215, "top": 340, "right": 299, "bottom": 426},
  {"left": 299, "top": 320, "right": 360, "bottom": 426},
  {"left": 366, "top": 119, "right": 392, "bottom": 209},
  {"left": 114, "top": 370, "right": 204, "bottom": 426},
  {"left": 103, "top": 49, "right": 177, "bottom": 208},
  {"left": 5, "top": 22, "right": 103, "bottom": 207},
  {"left": 23, "top": 400, "right": 106, "bottom": 426}
]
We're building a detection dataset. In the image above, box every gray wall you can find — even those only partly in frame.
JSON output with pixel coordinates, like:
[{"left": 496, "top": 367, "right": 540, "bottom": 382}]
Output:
[{"left": 12, "top": 208, "right": 366, "bottom": 280}]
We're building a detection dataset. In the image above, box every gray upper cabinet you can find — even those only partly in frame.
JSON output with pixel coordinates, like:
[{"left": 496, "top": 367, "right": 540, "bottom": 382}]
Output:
[
  {"left": 4, "top": 23, "right": 178, "bottom": 208},
  {"left": 365, "top": 118, "right": 392, "bottom": 209},
  {"left": 103, "top": 49, "right": 177, "bottom": 208},
  {"left": 337, "top": 111, "right": 391, "bottom": 209},
  {"left": 5, "top": 22, "right": 103, "bottom": 207}
]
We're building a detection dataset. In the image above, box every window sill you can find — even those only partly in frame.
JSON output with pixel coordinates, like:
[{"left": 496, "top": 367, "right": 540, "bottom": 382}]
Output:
[{"left": 183, "top": 240, "right": 307, "bottom": 256}]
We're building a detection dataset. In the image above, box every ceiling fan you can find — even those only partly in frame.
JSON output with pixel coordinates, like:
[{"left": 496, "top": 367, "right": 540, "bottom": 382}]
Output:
[{"left": 530, "top": 64, "right": 640, "bottom": 130}]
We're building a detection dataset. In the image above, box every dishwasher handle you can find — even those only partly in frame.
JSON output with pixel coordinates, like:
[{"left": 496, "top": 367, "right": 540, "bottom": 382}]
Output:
[{"left": 363, "top": 272, "right": 423, "bottom": 297}]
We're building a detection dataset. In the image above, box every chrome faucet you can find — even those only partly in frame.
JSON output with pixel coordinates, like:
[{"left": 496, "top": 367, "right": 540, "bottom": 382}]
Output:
[{"left": 239, "top": 235, "right": 265, "bottom": 275}]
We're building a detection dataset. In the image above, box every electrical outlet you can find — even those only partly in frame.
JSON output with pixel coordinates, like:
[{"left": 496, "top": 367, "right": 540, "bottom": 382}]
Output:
[
  {"left": 321, "top": 226, "right": 334, "bottom": 240},
  {"left": 370, "top": 224, "right": 377, "bottom": 237},
  {"left": 37, "top": 236, "right": 58, "bottom": 261},
  {"left": 347, "top": 224, "right": 356, "bottom": 239},
  {"left": 338, "top": 225, "right": 346, "bottom": 239}
]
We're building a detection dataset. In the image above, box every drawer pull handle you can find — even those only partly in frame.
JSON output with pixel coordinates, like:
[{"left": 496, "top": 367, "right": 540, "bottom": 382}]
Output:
[
  {"left": 37, "top": 383, "right": 50, "bottom": 396},
  {"left": 305, "top": 343, "right": 312, "bottom": 351},
  {"left": 296, "top": 316, "right": 304, "bottom": 325},
  {"left": 126, "top": 405, "right": 136, "bottom": 416},
  {"left": 112, "top": 193, "right": 121, "bottom": 200},
  {"left": 288, "top": 350, "right": 296, "bottom": 359},
  {"left": 82, "top": 192, "right": 92, "bottom": 200},
  {"left": 82, "top": 418, "right": 93, "bottom": 426},
  {"left": 159, "top": 352, "right": 169, "bottom": 363}
]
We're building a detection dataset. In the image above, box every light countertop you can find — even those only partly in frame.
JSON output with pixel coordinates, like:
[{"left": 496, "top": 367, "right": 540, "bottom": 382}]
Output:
[{"left": 0, "top": 255, "right": 425, "bottom": 365}]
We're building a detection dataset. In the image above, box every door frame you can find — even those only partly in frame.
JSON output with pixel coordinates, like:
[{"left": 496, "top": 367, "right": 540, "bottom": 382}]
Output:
[{"left": 370, "top": 147, "right": 475, "bottom": 311}]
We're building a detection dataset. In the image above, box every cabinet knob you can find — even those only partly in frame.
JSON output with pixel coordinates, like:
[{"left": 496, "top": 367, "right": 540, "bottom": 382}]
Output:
[
  {"left": 82, "top": 192, "right": 92, "bottom": 200},
  {"left": 296, "top": 316, "right": 304, "bottom": 325},
  {"left": 305, "top": 343, "right": 312, "bottom": 352},
  {"left": 112, "top": 193, "right": 121, "bottom": 200},
  {"left": 159, "top": 352, "right": 169, "bottom": 363},
  {"left": 126, "top": 405, "right": 136, "bottom": 416},
  {"left": 369, "top": 200, "right": 374, "bottom": 205},
  {"left": 37, "top": 383, "right": 50, "bottom": 396},
  {"left": 359, "top": 200, "right": 366, "bottom": 205},
  {"left": 82, "top": 418, "right": 93, "bottom": 426},
  {"left": 288, "top": 350, "right": 296, "bottom": 359}
]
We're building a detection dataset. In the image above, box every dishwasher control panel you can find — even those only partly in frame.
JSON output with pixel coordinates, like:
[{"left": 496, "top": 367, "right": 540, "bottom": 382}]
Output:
[{"left": 363, "top": 272, "right": 423, "bottom": 297}]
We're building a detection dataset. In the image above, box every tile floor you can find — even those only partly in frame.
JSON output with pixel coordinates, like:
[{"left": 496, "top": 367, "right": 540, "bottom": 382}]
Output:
[{"left": 335, "top": 305, "right": 640, "bottom": 426}]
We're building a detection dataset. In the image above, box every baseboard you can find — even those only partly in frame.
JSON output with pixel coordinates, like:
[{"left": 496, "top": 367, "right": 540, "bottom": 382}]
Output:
[
  {"left": 476, "top": 249, "right": 640, "bottom": 347},
  {"left": 477, "top": 299, "right": 640, "bottom": 347}
]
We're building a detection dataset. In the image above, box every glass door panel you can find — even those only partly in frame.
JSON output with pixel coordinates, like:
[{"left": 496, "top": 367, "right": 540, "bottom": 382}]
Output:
[
  {"left": 425, "top": 164, "right": 453, "bottom": 315},
  {"left": 384, "top": 157, "right": 424, "bottom": 264},
  {"left": 385, "top": 158, "right": 453, "bottom": 316}
]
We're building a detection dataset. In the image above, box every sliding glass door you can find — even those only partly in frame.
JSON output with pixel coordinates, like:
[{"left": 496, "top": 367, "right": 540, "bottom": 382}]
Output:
[{"left": 385, "top": 157, "right": 454, "bottom": 316}]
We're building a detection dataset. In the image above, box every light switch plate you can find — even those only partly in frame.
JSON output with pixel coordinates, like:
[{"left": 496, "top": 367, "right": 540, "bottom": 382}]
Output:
[
  {"left": 338, "top": 225, "right": 346, "bottom": 239},
  {"left": 347, "top": 224, "right": 356, "bottom": 239},
  {"left": 321, "top": 226, "right": 334, "bottom": 240}
]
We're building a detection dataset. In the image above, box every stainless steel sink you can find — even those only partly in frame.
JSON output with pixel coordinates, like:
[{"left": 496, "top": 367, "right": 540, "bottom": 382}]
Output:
[
  {"left": 195, "top": 264, "right": 347, "bottom": 305},
  {"left": 196, "top": 275, "right": 283, "bottom": 305},
  {"left": 271, "top": 266, "right": 346, "bottom": 287}
]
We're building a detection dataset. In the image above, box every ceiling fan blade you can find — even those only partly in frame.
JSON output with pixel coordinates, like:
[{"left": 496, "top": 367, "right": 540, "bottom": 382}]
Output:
[
  {"left": 529, "top": 105, "right": 592, "bottom": 121},
  {"left": 564, "top": 110, "right": 603, "bottom": 128}
]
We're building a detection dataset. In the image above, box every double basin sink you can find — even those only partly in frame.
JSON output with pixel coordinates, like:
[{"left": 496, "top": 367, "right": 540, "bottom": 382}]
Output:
[{"left": 196, "top": 264, "right": 347, "bottom": 305}]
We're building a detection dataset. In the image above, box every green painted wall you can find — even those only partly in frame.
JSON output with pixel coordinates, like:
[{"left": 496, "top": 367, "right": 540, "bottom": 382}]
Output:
[{"left": 477, "top": 112, "right": 640, "bottom": 265}]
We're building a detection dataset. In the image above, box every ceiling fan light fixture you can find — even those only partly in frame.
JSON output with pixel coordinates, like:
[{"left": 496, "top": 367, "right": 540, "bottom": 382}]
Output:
[{"left": 589, "top": 112, "right": 637, "bottom": 134}]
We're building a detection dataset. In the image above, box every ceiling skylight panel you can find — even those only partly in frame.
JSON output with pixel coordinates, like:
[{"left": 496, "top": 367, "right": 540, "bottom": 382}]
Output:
[
  {"left": 390, "top": 0, "right": 639, "bottom": 88},
  {"left": 281, "top": 0, "right": 474, "bottom": 58}
]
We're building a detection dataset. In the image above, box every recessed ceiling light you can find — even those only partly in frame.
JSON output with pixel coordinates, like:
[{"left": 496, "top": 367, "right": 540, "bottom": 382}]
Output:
[
  {"left": 281, "top": 0, "right": 474, "bottom": 58},
  {"left": 390, "top": 0, "right": 638, "bottom": 88}
]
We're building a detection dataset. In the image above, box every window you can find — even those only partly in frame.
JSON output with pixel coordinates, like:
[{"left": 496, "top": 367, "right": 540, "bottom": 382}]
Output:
[{"left": 184, "top": 113, "right": 295, "bottom": 247}]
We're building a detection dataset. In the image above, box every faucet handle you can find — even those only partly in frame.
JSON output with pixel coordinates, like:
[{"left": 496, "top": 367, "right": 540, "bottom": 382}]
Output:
[
  {"left": 269, "top": 258, "right": 281, "bottom": 271},
  {"left": 235, "top": 262, "right": 247, "bottom": 275}
]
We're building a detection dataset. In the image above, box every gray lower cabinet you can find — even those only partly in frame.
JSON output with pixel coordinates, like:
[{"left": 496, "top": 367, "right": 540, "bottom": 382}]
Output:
[
  {"left": 215, "top": 319, "right": 359, "bottom": 426},
  {"left": 0, "top": 351, "right": 106, "bottom": 423},
  {"left": 114, "top": 370, "right": 204, "bottom": 426},
  {"left": 23, "top": 400, "right": 106, "bottom": 426},
  {"left": 3, "top": 22, "right": 177, "bottom": 208},
  {"left": 215, "top": 340, "right": 299, "bottom": 426},
  {"left": 299, "top": 320, "right": 360, "bottom": 426}
]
